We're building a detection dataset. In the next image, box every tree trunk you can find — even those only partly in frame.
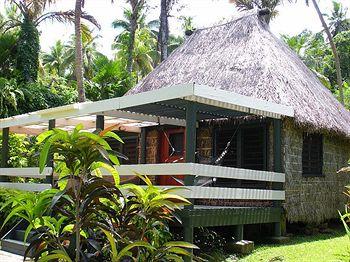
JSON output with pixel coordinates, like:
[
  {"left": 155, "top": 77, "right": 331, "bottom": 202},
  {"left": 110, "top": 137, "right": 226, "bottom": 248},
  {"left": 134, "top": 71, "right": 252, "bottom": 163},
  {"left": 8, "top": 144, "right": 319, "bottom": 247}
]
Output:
[
  {"left": 127, "top": 1, "right": 139, "bottom": 74},
  {"left": 159, "top": 0, "right": 169, "bottom": 61},
  {"left": 311, "top": 0, "right": 344, "bottom": 105},
  {"left": 75, "top": 0, "right": 86, "bottom": 102}
]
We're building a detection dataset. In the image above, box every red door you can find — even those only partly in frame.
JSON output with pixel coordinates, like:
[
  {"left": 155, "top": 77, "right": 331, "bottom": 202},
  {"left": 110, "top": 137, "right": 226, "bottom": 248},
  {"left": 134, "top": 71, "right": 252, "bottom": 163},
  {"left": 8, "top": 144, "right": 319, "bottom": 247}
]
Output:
[{"left": 158, "top": 128, "right": 185, "bottom": 186}]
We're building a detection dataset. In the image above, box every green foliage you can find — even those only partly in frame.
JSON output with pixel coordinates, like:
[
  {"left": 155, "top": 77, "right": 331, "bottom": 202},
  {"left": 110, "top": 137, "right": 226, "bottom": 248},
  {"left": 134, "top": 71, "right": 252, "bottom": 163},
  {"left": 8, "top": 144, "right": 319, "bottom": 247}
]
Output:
[
  {"left": 85, "top": 56, "right": 133, "bottom": 100},
  {"left": 0, "top": 188, "right": 21, "bottom": 238},
  {"left": 334, "top": 30, "right": 350, "bottom": 81},
  {"left": 18, "top": 78, "right": 77, "bottom": 114},
  {"left": 0, "top": 77, "right": 23, "bottom": 117},
  {"left": 16, "top": 16, "right": 40, "bottom": 82},
  {"left": 2, "top": 125, "right": 196, "bottom": 261}
]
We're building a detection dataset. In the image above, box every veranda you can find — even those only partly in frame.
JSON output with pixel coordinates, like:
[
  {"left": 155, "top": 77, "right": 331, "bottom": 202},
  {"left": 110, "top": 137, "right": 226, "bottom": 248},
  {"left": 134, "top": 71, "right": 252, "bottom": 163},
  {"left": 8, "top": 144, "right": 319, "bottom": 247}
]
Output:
[{"left": 0, "top": 84, "right": 294, "bottom": 245}]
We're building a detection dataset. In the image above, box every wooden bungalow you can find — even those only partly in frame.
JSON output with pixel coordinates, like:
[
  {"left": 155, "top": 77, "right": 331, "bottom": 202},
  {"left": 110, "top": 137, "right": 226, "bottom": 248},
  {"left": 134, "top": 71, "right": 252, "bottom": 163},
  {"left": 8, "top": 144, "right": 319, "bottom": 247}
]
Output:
[
  {"left": 0, "top": 10, "right": 349, "bottom": 256},
  {"left": 125, "top": 10, "right": 350, "bottom": 225}
]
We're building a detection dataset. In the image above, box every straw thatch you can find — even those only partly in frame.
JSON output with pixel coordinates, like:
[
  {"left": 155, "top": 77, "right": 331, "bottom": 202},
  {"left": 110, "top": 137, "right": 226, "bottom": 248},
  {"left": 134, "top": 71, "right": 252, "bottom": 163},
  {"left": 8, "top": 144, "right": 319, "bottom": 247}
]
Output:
[{"left": 128, "top": 11, "right": 350, "bottom": 138}]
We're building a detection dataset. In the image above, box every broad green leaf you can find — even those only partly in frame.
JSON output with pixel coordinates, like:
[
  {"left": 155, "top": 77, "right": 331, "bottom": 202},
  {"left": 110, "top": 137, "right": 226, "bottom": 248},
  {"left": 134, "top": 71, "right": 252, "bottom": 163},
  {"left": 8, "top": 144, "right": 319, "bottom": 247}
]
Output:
[
  {"left": 36, "top": 130, "right": 54, "bottom": 144},
  {"left": 102, "top": 131, "right": 124, "bottom": 144},
  {"left": 164, "top": 241, "right": 199, "bottom": 249},
  {"left": 116, "top": 241, "right": 155, "bottom": 261},
  {"left": 24, "top": 223, "right": 33, "bottom": 243},
  {"left": 101, "top": 229, "right": 118, "bottom": 260},
  {"left": 92, "top": 161, "right": 120, "bottom": 185}
]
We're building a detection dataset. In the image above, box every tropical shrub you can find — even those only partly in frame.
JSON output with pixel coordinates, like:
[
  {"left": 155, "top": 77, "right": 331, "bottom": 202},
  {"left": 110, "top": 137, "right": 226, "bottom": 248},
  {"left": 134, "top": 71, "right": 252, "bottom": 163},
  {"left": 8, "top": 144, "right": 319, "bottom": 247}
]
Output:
[
  {"left": 2, "top": 125, "right": 196, "bottom": 261},
  {"left": 0, "top": 133, "right": 39, "bottom": 169},
  {"left": 0, "top": 188, "right": 21, "bottom": 237}
]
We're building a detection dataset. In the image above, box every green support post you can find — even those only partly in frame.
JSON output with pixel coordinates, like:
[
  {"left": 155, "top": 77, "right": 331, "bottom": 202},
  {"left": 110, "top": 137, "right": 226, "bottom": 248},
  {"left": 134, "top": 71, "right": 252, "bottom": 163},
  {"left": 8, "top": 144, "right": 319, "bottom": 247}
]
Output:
[
  {"left": 234, "top": 225, "right": 244, "bottom": 241},
  {"left": 184, "top": 101, "right": 197, "bottom": 185},
  {"left": 183, "top": 101, "right": 197, "bottom": 262},
  {"left": 273, "top": 118, "right": 283, "bottom": 237},
  {"left": 96, "top": 115, "right": 105, "bottom": 131},
  {"left": 1, "top": 127, "right": 10, "bottom": 182},
  {"left": 46, "top": 120, "right": 55, "bottom": 185},
  {"left": 140, "top": 128, "right": 146, "bottom": 164}
]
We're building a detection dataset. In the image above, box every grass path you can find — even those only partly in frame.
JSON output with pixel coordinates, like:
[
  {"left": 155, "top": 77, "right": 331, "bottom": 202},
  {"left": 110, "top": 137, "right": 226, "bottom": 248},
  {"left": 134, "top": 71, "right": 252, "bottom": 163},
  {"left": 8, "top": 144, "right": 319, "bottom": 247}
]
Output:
[{"left": 239, "top": 229, "right": 350, "bottom": 262}]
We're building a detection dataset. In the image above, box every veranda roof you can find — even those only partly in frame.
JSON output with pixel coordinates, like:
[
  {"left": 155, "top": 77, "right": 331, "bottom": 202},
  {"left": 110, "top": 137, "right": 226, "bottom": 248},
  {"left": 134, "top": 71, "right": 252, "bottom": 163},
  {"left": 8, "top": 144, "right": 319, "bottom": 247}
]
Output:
[
  {"left": 128, "top": 11, "right": 350, "bottom": 137},
  {"left": 0, "top": 84, "right": 293, "bottom": 135}
]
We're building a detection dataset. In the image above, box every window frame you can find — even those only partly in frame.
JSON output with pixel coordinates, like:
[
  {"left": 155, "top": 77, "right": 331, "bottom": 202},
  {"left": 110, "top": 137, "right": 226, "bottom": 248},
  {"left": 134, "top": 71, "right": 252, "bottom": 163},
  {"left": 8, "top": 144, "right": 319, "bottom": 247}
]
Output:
[{"left": 302, "top": 133, "right": 324, "bottom": 177}]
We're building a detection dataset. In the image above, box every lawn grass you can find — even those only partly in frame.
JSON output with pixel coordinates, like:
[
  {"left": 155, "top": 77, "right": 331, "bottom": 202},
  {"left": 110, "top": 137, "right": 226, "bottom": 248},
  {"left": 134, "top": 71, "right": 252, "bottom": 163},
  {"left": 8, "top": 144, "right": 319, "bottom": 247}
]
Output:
[{"left": 238, "top": 228, "right": 350, "bottom": 262}]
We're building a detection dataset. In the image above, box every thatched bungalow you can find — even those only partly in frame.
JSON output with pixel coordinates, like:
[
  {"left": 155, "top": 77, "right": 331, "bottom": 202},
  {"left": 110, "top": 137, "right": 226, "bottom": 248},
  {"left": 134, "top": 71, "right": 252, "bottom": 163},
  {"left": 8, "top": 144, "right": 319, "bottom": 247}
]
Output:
[{"left": 126, "top": 10, "right": 350, "bottom": 224}]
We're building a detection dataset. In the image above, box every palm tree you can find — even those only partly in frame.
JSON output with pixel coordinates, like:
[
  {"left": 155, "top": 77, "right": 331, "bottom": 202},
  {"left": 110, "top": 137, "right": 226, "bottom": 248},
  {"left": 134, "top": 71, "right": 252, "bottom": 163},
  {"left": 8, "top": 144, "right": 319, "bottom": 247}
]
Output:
[
  {"left": 229, "top": 0, "right": 287, "bottom": 23},
  {"left": 112, "top": 0, "right": 146, "bottom": 74},
  {"left": 113, "top": 26, "right": 156, "bottom": 81},
  {"left": 327, "top": 1, "right": 350, "bottom": 37},
  {"left": 65, "top": 33, "right": 103, "bottom": 80},
  {"left": 41, "top": 40, "right": 69, "bottom": 77},
  {"left": 74, "top": 0, "right": 85, "bottom": 102},
  {"left": 3, "top": 0, "right": 59, "bottom": 82},
  {"left": 305, "top": 0, "right": 344, "bottom": 105}
]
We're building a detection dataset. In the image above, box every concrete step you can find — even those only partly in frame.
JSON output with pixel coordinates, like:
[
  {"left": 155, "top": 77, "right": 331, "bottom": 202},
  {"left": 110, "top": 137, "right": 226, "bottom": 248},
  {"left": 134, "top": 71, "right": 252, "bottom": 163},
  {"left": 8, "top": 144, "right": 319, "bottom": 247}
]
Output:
[{"left": 1, "top": 239, "right": 29, "bottom": 257}]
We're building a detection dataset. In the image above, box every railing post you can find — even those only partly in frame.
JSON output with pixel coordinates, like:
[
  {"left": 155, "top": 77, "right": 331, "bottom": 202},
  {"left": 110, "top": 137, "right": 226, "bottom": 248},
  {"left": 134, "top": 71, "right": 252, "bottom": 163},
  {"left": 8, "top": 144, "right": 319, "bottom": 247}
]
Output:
[
  {"left": 1, "top": 127, "right": 10, "bottom": 182},
  {"left": 273, "top": 118, "right": 283, "bottom": 237},
  {"left": 234, "top": 224, "right": 244, "bottom": 241},
  {"left": 96, "top": 115, "right": 105, "bottom": 131},
  {"left": 46, "top": 120, "right": 55, "bottom": 186}
]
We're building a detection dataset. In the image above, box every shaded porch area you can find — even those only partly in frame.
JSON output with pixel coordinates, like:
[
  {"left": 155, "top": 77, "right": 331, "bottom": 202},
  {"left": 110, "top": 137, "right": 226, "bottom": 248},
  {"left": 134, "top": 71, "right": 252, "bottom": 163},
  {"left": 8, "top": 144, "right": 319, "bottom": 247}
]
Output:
[{"left": 0, "top": 84, "right": 294, "bottom": 248}]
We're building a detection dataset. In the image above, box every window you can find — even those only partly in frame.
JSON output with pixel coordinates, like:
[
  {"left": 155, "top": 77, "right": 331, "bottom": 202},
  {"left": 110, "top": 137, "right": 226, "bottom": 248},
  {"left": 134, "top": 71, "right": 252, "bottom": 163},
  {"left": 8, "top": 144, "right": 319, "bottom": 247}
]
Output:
[
  {"left": 107, "top": 134, "right": 139, "bottom": 164},
  {"left": 302, "top": 133, "right": 323, "bottom": 177},
  {"left": 214, "top": 124, "right": 266, "bottom": 170},
  {"left": 213, "top": 123, "right": 268, "bottom": 188}
]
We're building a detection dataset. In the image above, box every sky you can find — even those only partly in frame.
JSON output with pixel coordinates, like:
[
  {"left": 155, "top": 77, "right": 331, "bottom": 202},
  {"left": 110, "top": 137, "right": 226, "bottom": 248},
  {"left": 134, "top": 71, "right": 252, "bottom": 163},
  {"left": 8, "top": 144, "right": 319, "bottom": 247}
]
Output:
[{"left": 2, "top": 0, "right": 350, "bottom": 58}]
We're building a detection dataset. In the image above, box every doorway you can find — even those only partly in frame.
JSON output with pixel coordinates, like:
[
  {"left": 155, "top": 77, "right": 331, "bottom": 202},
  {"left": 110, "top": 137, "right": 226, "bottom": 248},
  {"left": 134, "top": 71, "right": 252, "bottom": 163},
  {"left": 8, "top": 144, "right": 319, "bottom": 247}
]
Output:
[{"left": 158, "top": 128, "right": 185, "bottom": 185}]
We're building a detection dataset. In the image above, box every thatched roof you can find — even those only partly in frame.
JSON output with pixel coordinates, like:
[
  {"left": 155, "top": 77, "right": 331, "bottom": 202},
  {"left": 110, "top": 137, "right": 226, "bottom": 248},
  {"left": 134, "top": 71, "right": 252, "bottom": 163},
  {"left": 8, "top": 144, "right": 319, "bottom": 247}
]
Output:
[{"left": 128, "top": 11, "right": 350, "bottom": 137}]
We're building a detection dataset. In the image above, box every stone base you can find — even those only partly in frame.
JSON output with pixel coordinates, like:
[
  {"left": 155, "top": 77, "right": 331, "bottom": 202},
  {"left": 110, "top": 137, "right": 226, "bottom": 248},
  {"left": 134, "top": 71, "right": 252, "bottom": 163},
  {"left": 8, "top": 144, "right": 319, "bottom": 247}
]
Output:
[
  {"left": 268, "top": 236, "right": 290, "bottom": 244},
  {"left": 225, "top": 240, "right": 254, "bottom": 255}
]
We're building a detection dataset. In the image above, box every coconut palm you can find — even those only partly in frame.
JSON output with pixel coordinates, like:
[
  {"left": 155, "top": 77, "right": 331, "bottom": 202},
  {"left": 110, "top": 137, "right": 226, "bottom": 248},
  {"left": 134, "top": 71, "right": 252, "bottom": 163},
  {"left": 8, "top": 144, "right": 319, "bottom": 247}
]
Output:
[
  {"left": 112, "top": 0, "right": 146, "bottom": 74},
  {"left": 114, "top": 26, "right": 156, "bottom": 81},
  {"left": 327, "top": 1, "right": 350, "bottom": 37},
  {"left": 41, "top": 40, "right": 69, "bottom": 77},
  {"left": 65, "top": 34, "right": 104, "bottom": 81},
  {"left": 229, "top": 0, "right": 288, "bottom": 23},
  {"left": 304, "top": 0, "right": 344, "bottom": 105},
  {"left": 159, "top": 0, "right": 178, "bottom": 61}
]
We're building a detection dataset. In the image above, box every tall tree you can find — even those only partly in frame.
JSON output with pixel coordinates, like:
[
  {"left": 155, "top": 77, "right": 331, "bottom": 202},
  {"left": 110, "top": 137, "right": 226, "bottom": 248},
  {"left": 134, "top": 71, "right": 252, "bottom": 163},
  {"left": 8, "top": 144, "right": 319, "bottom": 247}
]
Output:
[
  {"left": 306, "top": 0, "right": 344, "bottom": 104},
  {"left": 159, "top": 0, "right": 169, "bottom": 61},
  {"left": 327, "top": 1, "right": 350, "bottom": 37},
  {"left": 4, "top": 0, "right": 60, "bottom": 82},
  {"left": 75, "top": 0, "right": 85, "bottom": 102},
  {"left": 41, "top": 40, "right": 68, "bottom": 77},
  {"left": 126, "top": 0, "right": 145, "bottom": 73}
]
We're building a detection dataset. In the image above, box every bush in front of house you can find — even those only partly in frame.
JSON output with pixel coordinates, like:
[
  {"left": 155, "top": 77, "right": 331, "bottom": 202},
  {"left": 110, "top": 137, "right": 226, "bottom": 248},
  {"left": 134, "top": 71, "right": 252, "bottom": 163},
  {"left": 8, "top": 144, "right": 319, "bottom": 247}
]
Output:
[{"left": 2, "top": 125, "right": 197, "bottom": 261}]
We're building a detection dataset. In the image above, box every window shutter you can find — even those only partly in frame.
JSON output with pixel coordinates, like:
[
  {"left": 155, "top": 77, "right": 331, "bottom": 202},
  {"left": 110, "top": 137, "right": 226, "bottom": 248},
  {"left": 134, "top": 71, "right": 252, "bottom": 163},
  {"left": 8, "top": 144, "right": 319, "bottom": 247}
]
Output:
[{"left": 302, "top": 133, "right": 323, "bottom": 177}]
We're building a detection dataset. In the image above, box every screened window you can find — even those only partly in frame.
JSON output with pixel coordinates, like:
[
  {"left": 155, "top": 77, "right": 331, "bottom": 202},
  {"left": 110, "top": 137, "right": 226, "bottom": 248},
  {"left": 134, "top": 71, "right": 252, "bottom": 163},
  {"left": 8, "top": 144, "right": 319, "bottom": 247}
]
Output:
[
  {"left": 302, "top": 133, "right": 323, "bottom": 177},
  {"left": 108, "top": 134, "right": 139, "bottom": 164}
]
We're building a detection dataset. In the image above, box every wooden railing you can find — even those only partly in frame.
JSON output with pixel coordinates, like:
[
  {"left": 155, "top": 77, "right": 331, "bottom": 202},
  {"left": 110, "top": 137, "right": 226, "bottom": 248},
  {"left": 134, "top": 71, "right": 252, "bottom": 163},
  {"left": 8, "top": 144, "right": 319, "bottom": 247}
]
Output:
[
  {"left": 115, "top": 163, "right": 285, "bottom": 201},
  {"left": 0, "top": 164, "right": 285, "bottom": 202},
  {"left": 0, "top": 167, "right": 52, "bottom": 191}
]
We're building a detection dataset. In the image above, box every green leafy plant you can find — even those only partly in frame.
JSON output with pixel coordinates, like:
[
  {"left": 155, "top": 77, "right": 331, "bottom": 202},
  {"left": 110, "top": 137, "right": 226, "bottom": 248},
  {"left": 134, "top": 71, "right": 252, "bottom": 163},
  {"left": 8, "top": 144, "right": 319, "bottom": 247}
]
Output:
[{"left": 2, "top": 125, "right": 197, "bottom": 261}]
